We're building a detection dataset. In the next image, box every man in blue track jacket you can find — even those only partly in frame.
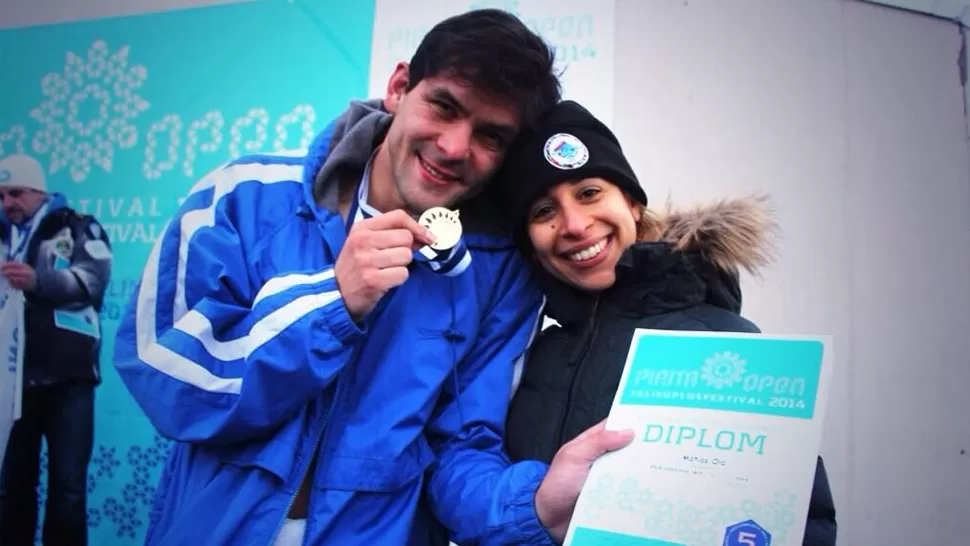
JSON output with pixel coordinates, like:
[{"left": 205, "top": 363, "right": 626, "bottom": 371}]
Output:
[{"left": 114, "top": 9, "right": 633, "bottom": 546}]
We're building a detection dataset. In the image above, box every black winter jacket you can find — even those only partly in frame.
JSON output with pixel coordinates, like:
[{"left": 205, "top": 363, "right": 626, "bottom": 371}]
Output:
[
  {"left": 505, "top": 196, "right": 837, "bottom": 545},
  {"left": 1, "top": 197, "right": 112, "bottom": 387}
]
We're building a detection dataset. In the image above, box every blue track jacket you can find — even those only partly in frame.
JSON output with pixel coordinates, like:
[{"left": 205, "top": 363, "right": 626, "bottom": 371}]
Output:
[{"left": 114, "top": 99, "right": 552, "bottom": 545}]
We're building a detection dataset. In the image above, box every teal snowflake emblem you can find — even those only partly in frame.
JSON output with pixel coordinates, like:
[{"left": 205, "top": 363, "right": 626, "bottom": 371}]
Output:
[{"left": 700, "top": 351, "right": 747, "bottom": 389}]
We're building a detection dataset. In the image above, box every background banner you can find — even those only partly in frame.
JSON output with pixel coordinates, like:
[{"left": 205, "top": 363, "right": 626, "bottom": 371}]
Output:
[
  {"left": 368, "top": 0, "right": 617, "bottom": 127},
  {"left": 0, "top": 0, "right": 375, "bottom": 542}
]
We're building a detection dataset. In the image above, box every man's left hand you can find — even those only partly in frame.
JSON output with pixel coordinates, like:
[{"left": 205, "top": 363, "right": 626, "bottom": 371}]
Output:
[
  {"left": 534, "top": 419, "right": 635, "bottom": 543},
  {"left": 2, "top": 262, "right": 37, "bottom": 291}
]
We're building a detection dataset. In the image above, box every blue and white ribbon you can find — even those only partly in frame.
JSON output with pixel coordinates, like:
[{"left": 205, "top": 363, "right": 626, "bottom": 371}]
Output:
[
  {"left": 413, "top": 237, "right": 471, "bottom": 277},
  {"left": 347, "top": 157, "right": 472, "bottom": 278},
  {"left": 5, "top": 200, "right": 50, "bottom": 262}
]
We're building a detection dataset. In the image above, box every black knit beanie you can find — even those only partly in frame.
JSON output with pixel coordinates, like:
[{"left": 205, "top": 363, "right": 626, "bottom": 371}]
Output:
[{"left": 497, "top": 100, "right": 647, "bottom": 227}]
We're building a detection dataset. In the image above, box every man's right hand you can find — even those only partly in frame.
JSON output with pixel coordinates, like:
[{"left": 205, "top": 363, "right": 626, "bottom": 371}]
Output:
[{"left": 335, "top": 209, "right": 436, "bottom": 322}]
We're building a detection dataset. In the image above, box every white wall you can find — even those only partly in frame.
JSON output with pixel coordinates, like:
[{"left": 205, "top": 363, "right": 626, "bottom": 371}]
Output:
[
  {"left": 842, "top": 4, "right": 970, "bottom": 541},
  {"left": 3, "top": 0, "right": 969, "bottom": 544},
  {"left": 615, "top": 0, "right": 970, "bottom": 544}
]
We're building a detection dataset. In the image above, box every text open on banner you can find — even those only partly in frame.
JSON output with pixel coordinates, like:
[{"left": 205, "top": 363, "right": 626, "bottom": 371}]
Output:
[{"left": 0, "top": 0, "right": 375, "bottom": 542}]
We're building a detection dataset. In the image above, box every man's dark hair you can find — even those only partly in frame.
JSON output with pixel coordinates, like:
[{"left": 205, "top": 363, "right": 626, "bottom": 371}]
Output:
[{"left": 408, "top": 9, "right": 562, "bottom": 128}]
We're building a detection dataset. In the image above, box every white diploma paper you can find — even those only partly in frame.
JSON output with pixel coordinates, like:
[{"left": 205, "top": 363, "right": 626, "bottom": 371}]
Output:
[{"left": 564, "top": 329, "right": 835, "bottom": 546}]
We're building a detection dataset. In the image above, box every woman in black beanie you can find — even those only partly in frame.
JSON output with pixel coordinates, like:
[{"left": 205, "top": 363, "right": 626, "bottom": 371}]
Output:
[{"left": 499, "top": 100, "right": 837, "bottom": 546}]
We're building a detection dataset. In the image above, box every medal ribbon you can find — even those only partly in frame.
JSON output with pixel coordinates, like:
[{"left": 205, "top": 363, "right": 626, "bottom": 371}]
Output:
[{"left": 4, "top": 200, "right": 51, "bottom": 262}]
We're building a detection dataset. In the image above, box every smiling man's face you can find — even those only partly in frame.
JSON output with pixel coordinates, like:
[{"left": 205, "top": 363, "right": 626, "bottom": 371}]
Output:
[{"left": 372, "top": 63, "right": 522, "bottom": 214}]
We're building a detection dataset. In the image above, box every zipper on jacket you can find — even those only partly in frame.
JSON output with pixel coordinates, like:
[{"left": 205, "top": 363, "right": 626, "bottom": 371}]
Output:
[
  {"left": 266, "top": 200, "right": 363, "bottom": 544},
  {"left": 267, "top": 362, "right": 354, "bottom": 546},
  {"left": 268, "top": 421, "right": 326, "bottom": 546},
  {"left": 555, "top": 299, "right": 601, "bottom": 448}
]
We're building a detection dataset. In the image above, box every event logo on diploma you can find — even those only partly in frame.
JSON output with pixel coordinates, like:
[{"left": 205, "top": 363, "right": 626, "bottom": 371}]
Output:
[{"left": 564, "top": 329, "right": 834, "bottom": 546}]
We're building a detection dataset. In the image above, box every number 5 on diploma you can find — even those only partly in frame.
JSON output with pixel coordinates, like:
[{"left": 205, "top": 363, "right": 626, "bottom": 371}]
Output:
[
  {"left": 738, "top": 532, "right": 756, "bottom": 546},
  {"left": 723, "top": 520, "right": 770, "bottom": 546}
]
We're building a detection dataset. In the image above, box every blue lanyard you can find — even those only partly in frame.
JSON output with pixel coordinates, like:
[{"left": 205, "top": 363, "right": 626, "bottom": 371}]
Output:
[
  {"left": 4, "top": 201, "right": 49, "bottom": 262},
  {"left": 345, "top": 154, "right": 380, "bottom": 234},
  {"left": 5, "top": 226, "right": 30, "bottom": 262}
]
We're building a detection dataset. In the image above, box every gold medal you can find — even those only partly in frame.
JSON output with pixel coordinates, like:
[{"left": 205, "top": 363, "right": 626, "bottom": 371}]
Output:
[{"left": 418, "top": 207, "right": 462, "bottom": 251}]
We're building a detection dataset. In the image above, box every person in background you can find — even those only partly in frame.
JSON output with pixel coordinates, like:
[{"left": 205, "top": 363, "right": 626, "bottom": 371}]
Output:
[
  {"left": 0, "top": 153, "right": 112, "bottom": 546},
  {"left": 113, "top": 10, "right": 631, "bottom": 546},
  {"left": 499, "top": 100, "right": 838, "bottom": 545}
]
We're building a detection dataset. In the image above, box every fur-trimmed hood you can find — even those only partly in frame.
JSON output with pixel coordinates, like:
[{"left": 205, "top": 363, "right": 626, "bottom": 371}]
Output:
[
  {"left": 649, "top": 193, "right": 778, "bottom": 277},
  {"left": 541, "top": 194, "right": 779, "bottom": 328}
]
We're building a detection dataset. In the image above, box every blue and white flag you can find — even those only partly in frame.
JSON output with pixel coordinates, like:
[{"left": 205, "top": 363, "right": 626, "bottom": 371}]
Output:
[
  {"left": 0, "top": 269, "right": 24, "bottom": 470},
  {"left": 0, "top": 200, "right": 50, "bottom": 468}
]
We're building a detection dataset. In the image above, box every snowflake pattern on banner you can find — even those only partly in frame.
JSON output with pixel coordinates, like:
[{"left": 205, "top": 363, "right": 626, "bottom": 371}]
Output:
[
  {"left": 28, "top": 40, "right": 150, "bottom": 183},
  {"left": 0, "top": 125, "right": 27, "bottom": 157},
  {"left": 31, "top": 435, "right": 172, "bottom": 544},
  {"left": 580, "top": 472, "right": 800, "bottom": 545}
]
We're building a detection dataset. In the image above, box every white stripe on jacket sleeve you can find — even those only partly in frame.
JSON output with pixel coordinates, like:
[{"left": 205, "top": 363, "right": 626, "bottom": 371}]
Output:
[
  {"left": 174, "top": 162, "right": 304, "bottom": 321},
  {"left": 134, "top": 159, "right": 343, "bottom": 395}
]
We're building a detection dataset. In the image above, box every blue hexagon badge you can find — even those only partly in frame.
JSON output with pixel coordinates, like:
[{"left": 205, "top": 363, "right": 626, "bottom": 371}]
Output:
[{"left": 723, "top": 519, "right": 771, "bottom": 546}]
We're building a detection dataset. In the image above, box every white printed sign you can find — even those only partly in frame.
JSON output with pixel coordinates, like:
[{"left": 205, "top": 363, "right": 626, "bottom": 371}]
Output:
[{"left": 368, "top": 0, "right": 616, "bottom": 127}]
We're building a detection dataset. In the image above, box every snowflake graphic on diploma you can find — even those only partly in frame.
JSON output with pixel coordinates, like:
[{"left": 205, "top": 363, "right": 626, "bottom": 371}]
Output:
[
  {"left": 29, "top": 40, "right": 149, "bottom": 183},
  {"left": 700, "top": 351, "right": 747, "bottom": 389}
]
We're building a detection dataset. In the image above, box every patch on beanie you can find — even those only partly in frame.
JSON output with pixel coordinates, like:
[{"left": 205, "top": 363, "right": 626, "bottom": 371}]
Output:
[
  {"left": 543, "top": 133, "right": 589, "bottom": 170},
  {"left": 0, "top": 169, "right": 9, "bottom": 182}
]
